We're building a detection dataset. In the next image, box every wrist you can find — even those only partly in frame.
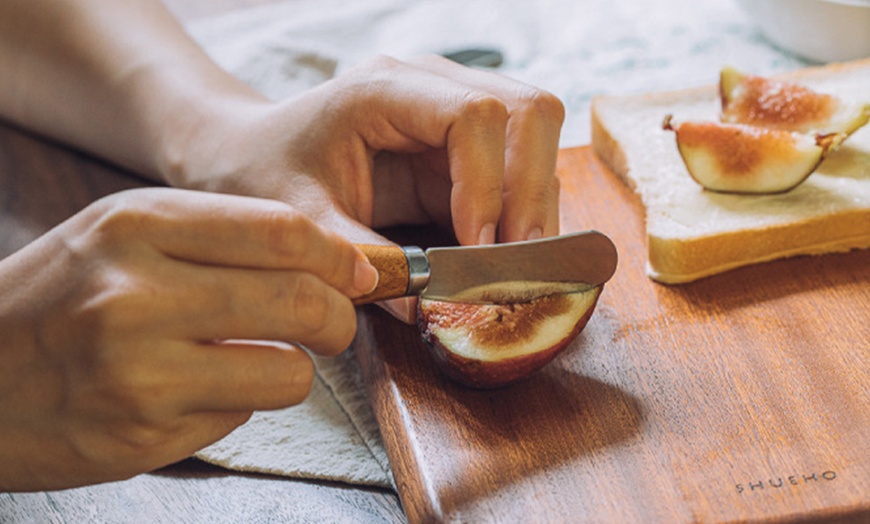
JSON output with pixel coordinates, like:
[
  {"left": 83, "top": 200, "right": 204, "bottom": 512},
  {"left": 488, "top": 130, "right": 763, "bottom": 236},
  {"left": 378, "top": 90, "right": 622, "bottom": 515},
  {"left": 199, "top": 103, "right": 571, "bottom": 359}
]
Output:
[{"left": 148, "top": 73, "right": 272, "bottom": 190}]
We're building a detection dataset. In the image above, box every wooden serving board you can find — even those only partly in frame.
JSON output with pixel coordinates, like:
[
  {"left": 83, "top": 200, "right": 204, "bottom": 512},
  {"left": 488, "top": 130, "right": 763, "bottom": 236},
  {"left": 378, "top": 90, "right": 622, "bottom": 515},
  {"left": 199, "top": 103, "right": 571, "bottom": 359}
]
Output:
[{"left": 353, "top": 146, "right": 870, "bottom": 523}]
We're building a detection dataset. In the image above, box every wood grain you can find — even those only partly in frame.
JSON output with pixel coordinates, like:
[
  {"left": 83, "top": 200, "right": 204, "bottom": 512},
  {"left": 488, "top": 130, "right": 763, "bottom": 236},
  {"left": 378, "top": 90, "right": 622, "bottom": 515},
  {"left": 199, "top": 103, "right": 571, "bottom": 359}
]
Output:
[{"left": 353, "top": 146, "right": 870, "bottom": 523}]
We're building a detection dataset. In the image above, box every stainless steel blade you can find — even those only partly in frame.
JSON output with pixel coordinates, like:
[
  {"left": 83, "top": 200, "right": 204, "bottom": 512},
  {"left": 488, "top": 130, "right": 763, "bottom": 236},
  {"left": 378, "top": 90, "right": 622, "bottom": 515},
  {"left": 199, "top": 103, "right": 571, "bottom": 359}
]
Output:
[{"left": 422, "top": 230, "right": 618, "bottom": 303}]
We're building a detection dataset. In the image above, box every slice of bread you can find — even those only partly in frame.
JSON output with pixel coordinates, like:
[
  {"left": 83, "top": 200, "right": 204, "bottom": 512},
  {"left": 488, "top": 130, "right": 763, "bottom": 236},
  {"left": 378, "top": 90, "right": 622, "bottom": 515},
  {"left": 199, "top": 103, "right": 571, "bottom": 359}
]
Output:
[{"left": 591, "top": 58, "right": 870, "bottom": 284}]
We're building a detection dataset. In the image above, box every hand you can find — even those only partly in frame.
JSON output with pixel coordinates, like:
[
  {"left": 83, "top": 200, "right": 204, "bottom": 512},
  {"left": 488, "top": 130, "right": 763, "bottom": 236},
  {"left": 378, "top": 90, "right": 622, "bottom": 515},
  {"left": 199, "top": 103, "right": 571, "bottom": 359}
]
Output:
[
  {"left": 164, "top": 56, "right": 565, "bottom": 320},
  {"left": 0, "top": 188, "right": 378, "bottom": 491},
  {"left": 1, "top": 1, "right": 564, "bottom": 323}
]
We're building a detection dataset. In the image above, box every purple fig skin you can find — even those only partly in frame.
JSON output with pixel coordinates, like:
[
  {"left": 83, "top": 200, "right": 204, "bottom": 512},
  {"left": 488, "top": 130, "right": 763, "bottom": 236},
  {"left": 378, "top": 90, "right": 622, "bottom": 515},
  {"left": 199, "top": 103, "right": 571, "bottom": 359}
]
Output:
[{"left": 417, "top": 287, "right": 602, "bottom": 389}]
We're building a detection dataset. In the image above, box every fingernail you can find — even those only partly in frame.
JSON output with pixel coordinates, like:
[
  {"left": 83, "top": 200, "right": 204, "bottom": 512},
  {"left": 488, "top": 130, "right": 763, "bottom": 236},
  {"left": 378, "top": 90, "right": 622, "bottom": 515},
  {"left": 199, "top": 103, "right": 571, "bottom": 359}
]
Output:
[
  {"left": 478, "top": 223, "right": 496, "bottom": 245},
  {"left": 527, "top": 227, "right": 543, "bottom": 241},
  {"left": 353, "top": 256, "right": 379, "bottom": 296}
]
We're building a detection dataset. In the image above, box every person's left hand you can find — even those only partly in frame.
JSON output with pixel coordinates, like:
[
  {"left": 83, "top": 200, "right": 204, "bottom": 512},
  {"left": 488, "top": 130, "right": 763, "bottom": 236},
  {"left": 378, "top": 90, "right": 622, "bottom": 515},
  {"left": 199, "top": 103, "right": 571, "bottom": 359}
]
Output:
[{"left": 163, "top": 55, "right": 565, "bottom": 321}]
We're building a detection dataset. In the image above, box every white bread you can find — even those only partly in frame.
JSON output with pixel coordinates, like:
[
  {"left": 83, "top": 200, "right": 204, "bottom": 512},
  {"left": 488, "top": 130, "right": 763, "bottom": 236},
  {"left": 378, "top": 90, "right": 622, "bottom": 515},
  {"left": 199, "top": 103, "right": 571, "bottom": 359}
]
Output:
[{"left": 591, "top": 58, "right": 870, "bottom": 284}]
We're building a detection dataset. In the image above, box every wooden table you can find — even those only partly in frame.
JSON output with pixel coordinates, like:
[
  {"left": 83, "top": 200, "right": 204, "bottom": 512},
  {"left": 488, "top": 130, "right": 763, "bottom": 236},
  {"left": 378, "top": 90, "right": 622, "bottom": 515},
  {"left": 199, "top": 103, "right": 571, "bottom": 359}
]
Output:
[{"left": 0, "top": 1, "right": 404, "bottom": 522}]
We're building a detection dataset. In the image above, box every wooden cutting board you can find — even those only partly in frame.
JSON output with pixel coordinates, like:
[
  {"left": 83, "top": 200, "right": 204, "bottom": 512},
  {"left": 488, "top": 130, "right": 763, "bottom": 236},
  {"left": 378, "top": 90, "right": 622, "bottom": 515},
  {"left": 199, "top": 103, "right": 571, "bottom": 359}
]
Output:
[{"left": 353, "top": 146, "right": 870, "bottom": 523}]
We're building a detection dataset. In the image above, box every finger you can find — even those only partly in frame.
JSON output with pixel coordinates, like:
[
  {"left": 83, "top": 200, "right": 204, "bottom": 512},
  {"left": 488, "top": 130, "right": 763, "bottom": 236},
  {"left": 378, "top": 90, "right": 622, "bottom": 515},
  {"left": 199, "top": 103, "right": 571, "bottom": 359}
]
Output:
[
  {"left": 343, "top": 56, "right": 508, "bottom": 246},
  {"left": 88, "top": 188, "right": 378, "bottom": 298},
  {"left": 178, "top": 341, "right": 316, "bottom": 413},
  {"left": 127, "top": 410, "right": 253, "bottom": 476},
  {"left": 169, "top": 410, "right": 253, "bottom": 458},
  {"left": 162, "top": 264, "right": 359, "bottom": 355},
  {"left": 308, "top": 207, "right": 421, "bottom": 325},
  {"left": 446, "top": 94, "right": 506, "bottom": 246},
  {"left": 408, "top": 55, "right": 565, "bottom": 241}
]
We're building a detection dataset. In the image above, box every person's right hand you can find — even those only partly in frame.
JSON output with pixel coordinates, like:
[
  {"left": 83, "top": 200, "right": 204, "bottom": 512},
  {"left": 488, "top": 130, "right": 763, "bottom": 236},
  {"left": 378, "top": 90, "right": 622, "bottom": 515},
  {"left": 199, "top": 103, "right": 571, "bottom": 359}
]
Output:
[
  {"left": 0, "top": 187, "right": 378, "bottom": 492},
  {"left": 159, "top": 56, "right": 565, "bottom": 323}
]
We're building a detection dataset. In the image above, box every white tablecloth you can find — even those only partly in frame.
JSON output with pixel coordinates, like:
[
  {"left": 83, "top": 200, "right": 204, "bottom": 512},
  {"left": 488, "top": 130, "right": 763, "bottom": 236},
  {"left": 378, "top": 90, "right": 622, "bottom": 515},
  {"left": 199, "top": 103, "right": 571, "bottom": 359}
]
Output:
[{"left": 188, "top": 0, "right": 809, "bottom": 489}]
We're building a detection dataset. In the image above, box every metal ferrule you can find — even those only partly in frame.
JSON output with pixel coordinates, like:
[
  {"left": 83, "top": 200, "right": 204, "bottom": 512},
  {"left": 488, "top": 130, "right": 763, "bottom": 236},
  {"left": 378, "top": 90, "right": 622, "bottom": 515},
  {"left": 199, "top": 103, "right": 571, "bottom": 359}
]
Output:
[{"left": 402, "top": 246, "right": 430, "bottom": 296}]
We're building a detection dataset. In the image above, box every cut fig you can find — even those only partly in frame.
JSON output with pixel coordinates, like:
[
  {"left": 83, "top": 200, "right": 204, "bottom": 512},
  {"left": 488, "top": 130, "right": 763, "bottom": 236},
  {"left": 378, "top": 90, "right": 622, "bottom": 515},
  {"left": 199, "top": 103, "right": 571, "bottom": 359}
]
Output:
[
  {"left": 663, "top": 115, "right": 838, "bottom": 194},
  {"left": 720, "top": 66, "right": 870, "bottom": 139},
  {"left": 664, "top": 67, "right": 870, "bottom": 194},
  {"left": 417, "top": 285, "right": 602, "bottom": 389}
]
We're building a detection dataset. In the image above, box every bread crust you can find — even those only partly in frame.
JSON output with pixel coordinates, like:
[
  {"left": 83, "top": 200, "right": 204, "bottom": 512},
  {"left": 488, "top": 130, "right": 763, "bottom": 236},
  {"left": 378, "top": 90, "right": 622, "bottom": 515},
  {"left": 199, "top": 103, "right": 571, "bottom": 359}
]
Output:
[{"left": 591, "top": 58, "right": 870, "bottom": 283}]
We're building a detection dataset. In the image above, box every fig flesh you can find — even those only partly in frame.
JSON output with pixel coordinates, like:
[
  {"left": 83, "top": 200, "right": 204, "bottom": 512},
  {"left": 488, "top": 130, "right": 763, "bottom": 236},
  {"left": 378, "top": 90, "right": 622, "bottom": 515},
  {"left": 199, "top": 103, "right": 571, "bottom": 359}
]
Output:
[
  {"left": 720, "top": 66, "right": 870, "bottom": 138},
  {"left": 663, "top": 115, "right": 837, "bottom": 194},
  {"left": 665, "top": 67, "right": 869, "bottom": 194},
  {"left": 417, "top": 285, "right": 601, "bottom": 389}
]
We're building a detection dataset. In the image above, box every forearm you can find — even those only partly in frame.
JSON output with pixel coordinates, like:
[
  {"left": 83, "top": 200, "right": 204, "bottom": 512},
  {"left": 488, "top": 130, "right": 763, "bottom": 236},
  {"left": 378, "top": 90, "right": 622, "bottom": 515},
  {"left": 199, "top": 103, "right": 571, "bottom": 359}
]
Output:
[{"left": 0, "top": 0, "right": 267, "bottom": 181}]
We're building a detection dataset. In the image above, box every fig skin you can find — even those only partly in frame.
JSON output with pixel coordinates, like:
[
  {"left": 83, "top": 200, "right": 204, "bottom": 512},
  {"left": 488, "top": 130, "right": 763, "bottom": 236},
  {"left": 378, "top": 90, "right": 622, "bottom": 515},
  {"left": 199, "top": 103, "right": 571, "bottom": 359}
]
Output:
[
  {"left": 662, "top": 115, "right": 835, "bottom": 194},
  {"left": 417, "top": 286, "right": 602, "bottom": 389},
  {"left": 664, "top": 67, "right": 870, "bottom": 195}
]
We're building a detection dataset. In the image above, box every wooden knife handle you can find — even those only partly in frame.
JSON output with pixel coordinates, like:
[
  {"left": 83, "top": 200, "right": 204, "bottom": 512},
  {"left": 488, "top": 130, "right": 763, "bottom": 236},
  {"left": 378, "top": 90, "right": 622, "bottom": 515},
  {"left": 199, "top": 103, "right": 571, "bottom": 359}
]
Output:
[{"left": 353, "top": 244, "right": 410, "bottom": 305}]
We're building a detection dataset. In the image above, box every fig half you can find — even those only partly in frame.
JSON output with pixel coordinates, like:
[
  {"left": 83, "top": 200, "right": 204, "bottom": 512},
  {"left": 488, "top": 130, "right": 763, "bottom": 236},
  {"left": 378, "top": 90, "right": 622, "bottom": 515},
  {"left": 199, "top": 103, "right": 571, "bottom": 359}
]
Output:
[
  {"left": 665, "top": 67, "right": 870, "bottom": 194},
  {"left": 417, "top": 286, "right": 602, "bottom": 389},
  {"left": 720, "top": 66, "right": 870, "bottom": 138},
  {"left": 663, "top": 115, "right": 837, "bottom": 194}
]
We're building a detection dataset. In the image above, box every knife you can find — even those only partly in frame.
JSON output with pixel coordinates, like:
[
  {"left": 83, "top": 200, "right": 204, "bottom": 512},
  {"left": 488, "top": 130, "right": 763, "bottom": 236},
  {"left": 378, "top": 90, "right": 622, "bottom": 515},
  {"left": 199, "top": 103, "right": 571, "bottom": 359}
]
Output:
[{"left": 353, "top": 230, "right": 618, "bottom": 305}]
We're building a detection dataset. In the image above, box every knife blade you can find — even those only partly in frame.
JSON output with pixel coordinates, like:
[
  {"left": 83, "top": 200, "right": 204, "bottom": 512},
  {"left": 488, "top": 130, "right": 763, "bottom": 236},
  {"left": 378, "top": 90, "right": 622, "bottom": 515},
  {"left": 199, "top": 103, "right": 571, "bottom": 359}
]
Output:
[{"left": 353, "top": 230, "right": 617, "bottom": 305}]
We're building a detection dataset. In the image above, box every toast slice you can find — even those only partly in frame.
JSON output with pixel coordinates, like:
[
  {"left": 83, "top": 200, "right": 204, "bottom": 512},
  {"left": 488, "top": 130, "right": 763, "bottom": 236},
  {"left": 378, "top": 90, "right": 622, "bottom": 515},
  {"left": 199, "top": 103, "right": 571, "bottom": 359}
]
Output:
[{"left": 591, "top": 58, "right": 870, "bottom": 284}]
